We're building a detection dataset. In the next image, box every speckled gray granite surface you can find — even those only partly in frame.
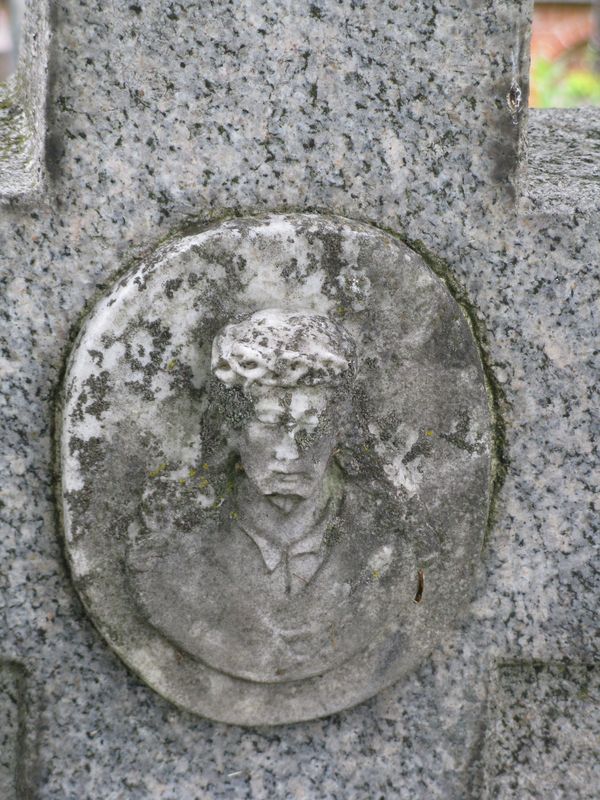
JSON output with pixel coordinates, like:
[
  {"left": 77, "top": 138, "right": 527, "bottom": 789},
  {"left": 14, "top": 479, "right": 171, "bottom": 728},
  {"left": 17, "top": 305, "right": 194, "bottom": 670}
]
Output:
[
  {"left": 0, "top": 1, "right": 598, "bottom": 798},
  {"left": 527, "top": 108, "right": 600, "bottom": 212},
  {"left": 483, "top": 663, "right": 600, "bottom": 799},
  {"left": 0, "top": 662, "right": 23, "bottom": 800}
]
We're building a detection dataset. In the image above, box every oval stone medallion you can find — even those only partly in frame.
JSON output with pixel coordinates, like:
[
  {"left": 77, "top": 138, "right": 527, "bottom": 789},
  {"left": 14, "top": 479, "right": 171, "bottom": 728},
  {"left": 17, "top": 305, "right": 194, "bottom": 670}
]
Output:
[{"left": 58, "top": 214, "right": 493, "bottom": 725}]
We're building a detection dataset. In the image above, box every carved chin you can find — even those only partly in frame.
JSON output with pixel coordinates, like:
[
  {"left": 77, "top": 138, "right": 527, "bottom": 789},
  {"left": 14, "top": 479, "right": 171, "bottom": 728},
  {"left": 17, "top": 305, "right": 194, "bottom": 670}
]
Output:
[{"left": 266, "top": 494, "right": 303, "bottom": 513}]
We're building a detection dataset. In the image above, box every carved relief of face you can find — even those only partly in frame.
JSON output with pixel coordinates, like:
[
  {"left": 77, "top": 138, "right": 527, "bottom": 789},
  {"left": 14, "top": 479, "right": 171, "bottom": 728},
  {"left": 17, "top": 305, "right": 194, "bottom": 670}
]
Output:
[
  {"left": 211, "top": 308, "right": 356, "bottom": 502},
  {"left": 238, "top": 384, "right": 339, "bottom": 499}
]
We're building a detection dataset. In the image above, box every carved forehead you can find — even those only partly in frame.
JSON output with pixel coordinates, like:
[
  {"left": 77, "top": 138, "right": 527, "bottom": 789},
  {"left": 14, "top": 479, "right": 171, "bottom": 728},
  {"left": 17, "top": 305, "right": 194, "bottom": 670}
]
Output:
[
  {"left": 211, "top": 308, "right": 356, "bottom": 389},
  {"left": 252, "top": 385, "right": 331, "bottom": 415}
]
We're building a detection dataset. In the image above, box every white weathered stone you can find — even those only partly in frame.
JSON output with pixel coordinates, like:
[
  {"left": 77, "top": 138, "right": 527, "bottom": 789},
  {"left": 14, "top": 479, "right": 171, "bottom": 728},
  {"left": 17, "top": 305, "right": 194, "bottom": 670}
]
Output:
[{"left": 59, "top": 214, "right": 492, "bottom": 724}]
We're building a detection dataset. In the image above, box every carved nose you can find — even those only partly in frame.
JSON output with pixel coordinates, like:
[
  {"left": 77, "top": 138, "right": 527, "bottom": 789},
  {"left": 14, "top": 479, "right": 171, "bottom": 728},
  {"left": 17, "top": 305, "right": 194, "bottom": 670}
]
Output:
[{"left": 273, "top": 430, "right": 300, "bottom": 461}]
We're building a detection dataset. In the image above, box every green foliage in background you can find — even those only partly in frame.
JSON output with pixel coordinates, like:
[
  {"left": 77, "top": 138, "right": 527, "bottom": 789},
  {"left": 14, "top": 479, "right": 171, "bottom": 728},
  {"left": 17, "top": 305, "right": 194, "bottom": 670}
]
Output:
[{"left": 531, "top": 53, "right": 600, "bottom": 108}]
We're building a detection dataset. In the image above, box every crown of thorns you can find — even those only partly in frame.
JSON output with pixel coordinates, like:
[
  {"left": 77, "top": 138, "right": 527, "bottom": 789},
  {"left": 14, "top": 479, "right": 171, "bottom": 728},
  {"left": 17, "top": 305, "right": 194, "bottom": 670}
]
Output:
[{"left": 211, "top": 309, "right": 356, "bottom": 390}]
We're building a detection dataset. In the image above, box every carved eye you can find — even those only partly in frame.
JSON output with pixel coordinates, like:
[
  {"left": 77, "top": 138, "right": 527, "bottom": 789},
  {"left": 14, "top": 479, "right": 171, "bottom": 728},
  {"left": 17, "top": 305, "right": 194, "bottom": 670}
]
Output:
[
  {"left": 240, "top": 360, "right": 258, "bottom": 370},
  {"left": 216, "top": 359, "right": 230, "bottom": 371},
  {"left": 299, "top": 416, "right": 319, "bottom": 431},
  {"left": 257, "top": 417, "right": 278, "bottom": 426},
  {"left": 290, "top": 361, "right": 300, "bottom": 370},
  {"left": 256, "top": 411, "right": 281, "bottom": 425}
]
